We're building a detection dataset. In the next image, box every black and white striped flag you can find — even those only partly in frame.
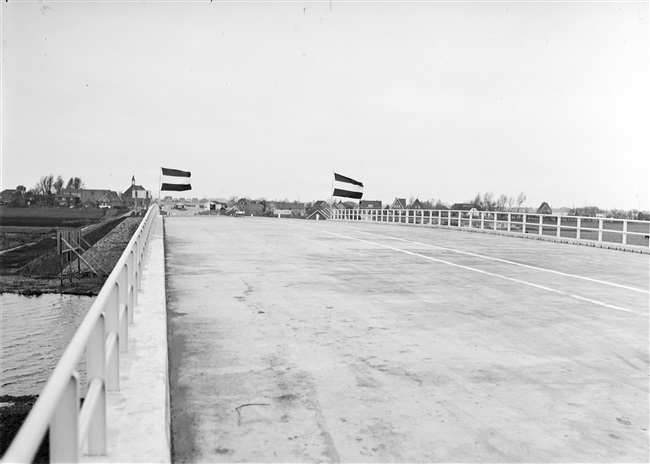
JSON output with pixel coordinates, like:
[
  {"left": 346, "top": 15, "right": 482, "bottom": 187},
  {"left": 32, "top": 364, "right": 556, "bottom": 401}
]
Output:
[
  {"left": 161, "top": 167, "right": 192, "bottom": 191},
  {"left": 333, "top": 173, "right": 363, "bottom": 199}
]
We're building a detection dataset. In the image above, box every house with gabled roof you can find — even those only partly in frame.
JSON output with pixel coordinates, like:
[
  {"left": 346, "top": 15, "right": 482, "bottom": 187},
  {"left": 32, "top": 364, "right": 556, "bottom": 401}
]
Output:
[
  {"left": 390, "top": 198, "right": 407, "bottom": 209},
  {"left": 98, "top": 191, "right": 125, "bottom": 209},
  {"left": 537, "top": 202, "right": 552, "bottom": 215},
  {"left": 409, "top": 199, "right": 424, "bottom": 209}
]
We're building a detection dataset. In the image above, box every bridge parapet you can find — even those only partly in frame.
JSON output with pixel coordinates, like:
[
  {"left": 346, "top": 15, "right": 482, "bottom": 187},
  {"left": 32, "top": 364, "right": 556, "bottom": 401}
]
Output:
[{"left": 331, "top": 208, "right": 650, "bottom": 252}]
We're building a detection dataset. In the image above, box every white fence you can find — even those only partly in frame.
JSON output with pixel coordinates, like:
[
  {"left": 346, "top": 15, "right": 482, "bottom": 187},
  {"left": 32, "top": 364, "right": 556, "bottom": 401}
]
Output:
[
  {"left": 3, "top": 204, "right": 160, "bottom": 463},
  {"left": 330, "top": 208, "right": 650, "bottom": 249}
]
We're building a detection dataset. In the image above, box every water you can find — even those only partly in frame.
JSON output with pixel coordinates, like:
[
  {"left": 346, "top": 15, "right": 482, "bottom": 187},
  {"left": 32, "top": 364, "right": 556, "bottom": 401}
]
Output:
[{"left": 1, "top": 293, "right": 94, "bottom": 397}]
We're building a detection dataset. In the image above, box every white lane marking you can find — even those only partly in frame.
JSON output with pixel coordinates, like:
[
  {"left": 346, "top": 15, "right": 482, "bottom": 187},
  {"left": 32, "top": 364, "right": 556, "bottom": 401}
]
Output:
[
  {"left": 291, "top": 223, "right": 647, "bottom": 316},
  {"left": 331, "top": 224, "right": 649, "bottom": 295}
]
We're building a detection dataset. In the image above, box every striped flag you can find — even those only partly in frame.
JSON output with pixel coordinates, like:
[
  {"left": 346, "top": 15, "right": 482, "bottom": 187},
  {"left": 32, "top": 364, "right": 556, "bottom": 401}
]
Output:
[
  {"left": 161, "top": 167, "right": 192, "bottom": 191},
  {"left": 333, "top": 173, "right": 364, "bottom": 199}
]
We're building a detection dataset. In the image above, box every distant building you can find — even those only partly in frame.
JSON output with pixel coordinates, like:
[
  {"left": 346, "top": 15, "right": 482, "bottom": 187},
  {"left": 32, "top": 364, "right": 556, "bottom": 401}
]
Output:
[
  {"left": 450, "top": 203, "right": 485, "bottom": 212},
  {"left": 390, "top": 198, "right": 407, "bottom": 209},
  {"left": 122, "top": 176, "right": 151, "bottom": 211},
  {"left": 359, "top": 200, "right": 382, "bottom": 209},
  {"left": 269, "top": 201, "right": 305, "bottom": 212},
  {"left": 98, "top": 192, "right": 125, "bottom": 209},
  {"left": 244, "top": 203, "right": 264, "bottom": 216},
  {"left": 1, "top": 189, "right": 17, "bottom": 203},
  {"left": 54, "top": 188, "right": 122, "bottom": 208},
  {"left": 204, "top": 201, "right": 225, "bottom": 212},
  {"left": 537, "top": 202, "right": 552, "bottom": 215},
  {"left": 408, "top": 199, "right": 424, "bottom": 209}
]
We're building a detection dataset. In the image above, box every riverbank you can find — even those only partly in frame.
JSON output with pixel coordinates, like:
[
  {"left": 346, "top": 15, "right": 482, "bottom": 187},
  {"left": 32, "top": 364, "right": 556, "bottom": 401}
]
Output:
[
  {"left": 0, "top": 396, "right": 48, "bottom": 463},
  {"left": 0, "top": 216, "right": 142, "bottom": 295}
]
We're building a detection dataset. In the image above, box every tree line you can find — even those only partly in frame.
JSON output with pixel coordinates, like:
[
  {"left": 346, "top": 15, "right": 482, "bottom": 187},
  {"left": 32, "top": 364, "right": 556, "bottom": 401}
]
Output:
[
  {"left": 466, "top": 191, "right": 528, "bottom": 212},
  {"left": 9, "top": 175, "right": 85, "bottom": 207}
]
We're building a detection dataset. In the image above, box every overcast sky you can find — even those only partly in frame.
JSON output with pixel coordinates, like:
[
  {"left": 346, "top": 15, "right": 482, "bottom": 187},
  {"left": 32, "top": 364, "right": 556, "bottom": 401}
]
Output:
[{"left": 1, "top": 1, "right": 648, "bottom": 210}]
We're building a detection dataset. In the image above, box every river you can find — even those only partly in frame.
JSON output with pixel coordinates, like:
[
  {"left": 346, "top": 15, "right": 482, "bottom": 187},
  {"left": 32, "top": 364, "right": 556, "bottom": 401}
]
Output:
[{"left": 1, "top": 293, "right": 94, "bottom": 397}]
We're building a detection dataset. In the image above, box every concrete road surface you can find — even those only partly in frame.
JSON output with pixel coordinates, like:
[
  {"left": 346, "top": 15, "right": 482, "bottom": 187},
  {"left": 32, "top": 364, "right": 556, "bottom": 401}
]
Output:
[{"left": 164, "top": 216, "right": 649, "bottom": 462}]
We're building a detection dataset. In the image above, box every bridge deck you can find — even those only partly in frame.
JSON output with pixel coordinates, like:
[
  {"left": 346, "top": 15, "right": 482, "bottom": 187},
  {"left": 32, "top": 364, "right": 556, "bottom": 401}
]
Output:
[{"left": 164, "top": 217, "right": 649, "bottom": 463}]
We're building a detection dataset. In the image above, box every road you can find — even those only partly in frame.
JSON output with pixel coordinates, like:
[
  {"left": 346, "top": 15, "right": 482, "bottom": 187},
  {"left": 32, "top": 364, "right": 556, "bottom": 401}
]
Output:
[{"left": 165, "top": 216, "right": 649, "bottom": 462}]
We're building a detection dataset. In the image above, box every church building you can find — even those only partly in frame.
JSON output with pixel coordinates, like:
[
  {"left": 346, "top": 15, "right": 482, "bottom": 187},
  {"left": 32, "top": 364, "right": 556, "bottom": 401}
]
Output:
[{"left": 122, "top": 175, "right": 151, "bottom": 211}]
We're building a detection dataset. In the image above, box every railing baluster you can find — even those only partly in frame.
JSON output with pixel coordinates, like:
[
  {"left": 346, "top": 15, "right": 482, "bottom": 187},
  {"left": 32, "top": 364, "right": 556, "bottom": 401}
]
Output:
[
  {"left": 80, "top": 378, "right": 106, "bottom": 455},
  {"left": 50, "top": 372, "right": 79, "bottom": 463},
  {"left": 85, "top": 316, "right": 107, "bottom": 455},
  {"left": 576, "top": 217, "right": 581, "bottom": 240},
  {"left": 105, "top": 331, "right": 120, "bottom": 391}
]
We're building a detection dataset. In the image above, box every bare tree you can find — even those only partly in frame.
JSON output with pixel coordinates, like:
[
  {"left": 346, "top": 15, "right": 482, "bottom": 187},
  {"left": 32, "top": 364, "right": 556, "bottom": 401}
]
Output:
[
  {"left": 496, "top": 194, "right": 508, "bottom": 211},
  {"left": 53, "top": 175, "right": 64, "bottom": 194},
  {"left": 482, "top": 192, "right": 495, "bottom": 210},
  {"left": 37, "top": 175, "right": 54, "bottom": 196},
  {"left": 516, "top": 191, "right": 527, "bottom": 212},
  {"left": 34, "top": 175, "right": 55, "bottom": 205},
  {"left": 506, "top": 195, "right": 515, "bottom": 212}
]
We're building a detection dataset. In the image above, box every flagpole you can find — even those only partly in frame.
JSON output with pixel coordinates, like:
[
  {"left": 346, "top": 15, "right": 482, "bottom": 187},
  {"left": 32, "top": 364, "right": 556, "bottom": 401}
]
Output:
[{"left": 330, "top": 172, "right": 334, "bottom": 213}]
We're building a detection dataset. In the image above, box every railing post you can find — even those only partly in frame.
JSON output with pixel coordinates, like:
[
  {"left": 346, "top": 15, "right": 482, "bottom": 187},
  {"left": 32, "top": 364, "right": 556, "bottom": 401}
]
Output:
[
  {"left": 119, "top": 264, "right": 128, "bottom": 320},
  {"left": 128, "top": 250, "right": 135, "bottom": 322},
  {"left": 539, "top": 214, "right": 543, "bottom": 235},
  {"left": 87, "top": 315, "right": 105, "bottom": 385},
  {"left": 105, "top": 282, "right": 120, "bottom": 391},
  {"left": 622, "top": 220, "right": 628, "bottom": 244},
  {"left": 105, "top": 282, "right": 119, "bottom": 343},
  {"left": 50, "top": 372, "right": 79, "bottom": 463},
  {"left": 85, "top": 315, "right": 107, "bottom": 456},
  {"left": 598, "top": 218, "right": 603, "bottom": 242},
  {"left": 105, "top": 332, "right": 120, "bottom": 391},
  {"left": 577, "top": 217, "right": 582, "bottom": 240},
  {"left": 137, "top": 236, "right": 144, "bottom": 293},
  {"left": 557, "top": 216, "right": 561, "bottom": 237},
  {"left": 86, "top": 379, "right": 106, "bottom": 456},
  {"left": 119, "top": 301, "right": 129, "bottom": 353}
]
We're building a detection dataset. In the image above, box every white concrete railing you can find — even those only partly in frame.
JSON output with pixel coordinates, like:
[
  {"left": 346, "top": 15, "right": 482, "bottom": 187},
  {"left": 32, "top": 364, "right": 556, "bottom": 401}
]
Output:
[
  {"left": 330, "top": 208, "right": 650, "bottom": 249},
  {"left": 2, "top": 204, "right": 160, "bottom": 463}
]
